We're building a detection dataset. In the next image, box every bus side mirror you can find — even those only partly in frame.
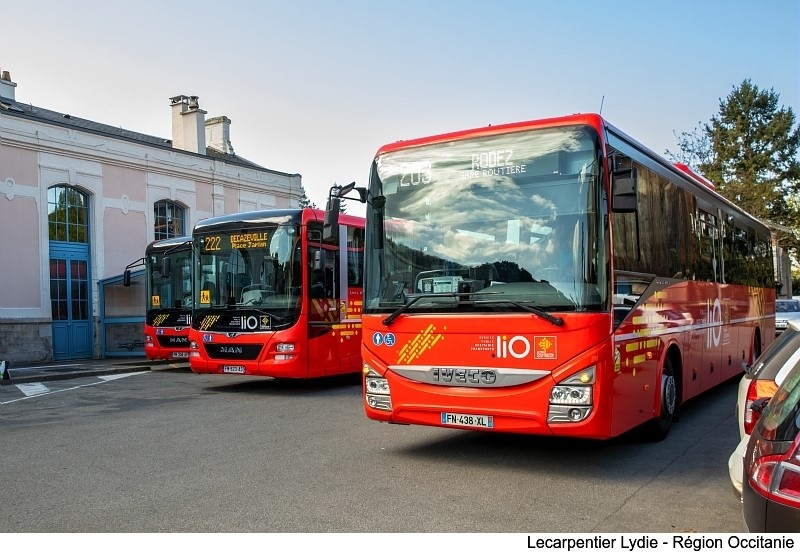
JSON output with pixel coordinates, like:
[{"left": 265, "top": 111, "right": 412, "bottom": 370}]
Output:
[
  {"left": 161, "top": 257, "right": 172, "bottom": 278},
  {"left": 123, "top": 270, "right": 131, "bottom": 287},
  {"left": 323, "top": 197, "right": 341, "bottom": 242},
  {"left": 611, "top": 168, "right": 638, "bottom": 213},
  {"left": 354, "top": 187, "right": 368, "bottom": 203}
]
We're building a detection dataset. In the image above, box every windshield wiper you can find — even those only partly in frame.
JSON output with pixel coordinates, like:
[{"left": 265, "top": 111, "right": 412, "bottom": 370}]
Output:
[
  {"left": 472, "top": 300, "right": 564, "bottom": 326},
  {"left": 382, "top": 293, "right": 457, "bottom": 326},
  {"left": 382, "top": 293, "right": 565, "bottom": 327}
]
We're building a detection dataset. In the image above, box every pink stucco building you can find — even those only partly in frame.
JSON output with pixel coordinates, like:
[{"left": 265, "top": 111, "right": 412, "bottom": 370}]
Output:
[{"left": 0, "top": 68, "right": 302, "bottom": 364}]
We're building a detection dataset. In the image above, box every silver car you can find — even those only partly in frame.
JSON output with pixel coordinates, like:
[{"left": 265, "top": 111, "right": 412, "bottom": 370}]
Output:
[
  {"left": 728, "top": 321, "right": 800, "bottom": 496},
  {"left": 775, "top": 299, "right": 800, "bottom": 336}
]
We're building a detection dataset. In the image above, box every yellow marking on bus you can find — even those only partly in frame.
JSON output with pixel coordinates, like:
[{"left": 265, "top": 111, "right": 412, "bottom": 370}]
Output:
[
  {"left": 397, "top": 324, "right": 443, "bottom": 364},
  {"left": 633, "top": 354, "right": 646, "bottom": 364}
]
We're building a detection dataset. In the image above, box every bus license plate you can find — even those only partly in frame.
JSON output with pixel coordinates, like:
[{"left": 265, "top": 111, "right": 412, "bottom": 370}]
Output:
[
  {"left": 441, "top": 412, "right": 493, "bottom": 429},
  {"left": 172, "top": 352, "right": 189, "bottom": 359},
  {"left": 222, "top": 365, "right": 246, "bottom": 374}
]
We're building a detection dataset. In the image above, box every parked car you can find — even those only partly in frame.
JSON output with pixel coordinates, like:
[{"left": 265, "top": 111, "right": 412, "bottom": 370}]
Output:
[
  {"left": 741, "top": 362, "right": 800, "bottom": 532},
  {"left": 728, "top": 322, "right": 800, "bottom": 495},
  {"left": 775, "top": 298, "right": 800, "bottom": 336}
]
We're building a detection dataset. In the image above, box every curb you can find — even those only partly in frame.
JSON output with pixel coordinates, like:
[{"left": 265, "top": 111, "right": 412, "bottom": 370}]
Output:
[{"left": 0, "top": 364, "right": 154, "bottom": 386}]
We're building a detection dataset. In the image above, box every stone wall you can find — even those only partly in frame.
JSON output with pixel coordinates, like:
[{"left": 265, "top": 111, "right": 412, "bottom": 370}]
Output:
[{"left": 0, "top": 318, "right": 53, "bottom": 365}]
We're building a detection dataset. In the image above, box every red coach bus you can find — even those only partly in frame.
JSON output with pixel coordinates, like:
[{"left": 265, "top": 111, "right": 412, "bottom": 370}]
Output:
[
  {"left": 326, "top": 113, "right": 775, "bottom": 440},
  {"left": 124, "top": 236, "right": 192, "bottom": 360},
  {"left": 188, "top": 207, "right": 365, "bottom": 378}
]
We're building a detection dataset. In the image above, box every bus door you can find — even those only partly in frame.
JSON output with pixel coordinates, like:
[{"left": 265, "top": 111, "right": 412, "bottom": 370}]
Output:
[
  {"left": 307, "top": 227, "right": 344, "bottom": 376},
  {"left": 338, "top": 224, "right": 364, "bottom": 373}
]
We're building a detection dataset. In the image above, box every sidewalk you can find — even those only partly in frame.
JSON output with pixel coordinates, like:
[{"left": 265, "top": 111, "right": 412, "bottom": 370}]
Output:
[{"left": 0, "top": 357, "right": 190, "bottom": 385}]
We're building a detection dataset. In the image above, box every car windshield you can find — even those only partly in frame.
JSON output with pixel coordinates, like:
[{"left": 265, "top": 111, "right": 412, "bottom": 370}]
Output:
[{"left": 776, "top": 300, "right": 800, "bottom": 313}]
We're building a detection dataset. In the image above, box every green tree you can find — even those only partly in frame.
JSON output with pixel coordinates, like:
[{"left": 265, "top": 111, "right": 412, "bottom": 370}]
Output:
[
  {"left": 297, "top": 185, "right": 317, "bottom": 209},
  {"left": 668, "top": 79, "right": 800, "bottom": 249}
]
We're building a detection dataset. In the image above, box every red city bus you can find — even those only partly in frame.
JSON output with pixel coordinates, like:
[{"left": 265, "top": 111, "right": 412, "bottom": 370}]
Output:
[
  {"left": 327, "top": 113, "right": 776, "bottom": 440},
  {"left": 188, "top": 208, "right": 365, "bottom": 378},
  {"left": 124, "top": 236, "right": 193, "bottom": 360}
]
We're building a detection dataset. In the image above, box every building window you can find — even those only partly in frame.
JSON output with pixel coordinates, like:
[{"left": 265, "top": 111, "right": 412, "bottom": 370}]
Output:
[
  {"left": 154, "top": 200, "right": 185, "bottom": 240},
  {"left": 48, "top": 185, "right": 88, "bottom": 243}
]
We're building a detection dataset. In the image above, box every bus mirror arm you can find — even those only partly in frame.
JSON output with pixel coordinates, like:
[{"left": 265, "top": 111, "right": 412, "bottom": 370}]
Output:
[
  {"left": 335, "top": 181, "right": 368, "bottom": 204},
  {"left": 323, "top": 182, "right": 369, "bottom": 242},
  {"left": 122, "top": 257, "right": 145, "bottom": 287}
]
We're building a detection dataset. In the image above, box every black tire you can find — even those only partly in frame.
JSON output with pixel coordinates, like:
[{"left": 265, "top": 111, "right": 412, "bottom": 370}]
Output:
[{"left": 644, "top": 357, "right": 678, "bottom": 442}]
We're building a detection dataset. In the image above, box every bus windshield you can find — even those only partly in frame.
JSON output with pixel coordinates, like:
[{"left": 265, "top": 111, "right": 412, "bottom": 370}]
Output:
[
  {"left": 148, "top": 247, "right": 192, "bottom": 311},
  {"left": 364, "top": 125, "right": 607, "bottom": 314},
  {"left": 193, "top": 224, "right": 302, "bottom": 326}
]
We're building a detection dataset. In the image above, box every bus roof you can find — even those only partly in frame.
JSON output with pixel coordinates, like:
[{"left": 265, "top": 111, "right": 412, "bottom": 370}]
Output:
[
  {"left": 375, "top": 113, "right": 605, "bottom": 156},
  {"left": 146, "top": 236, "right": 192, "bottom": 252},
  {"left": 193, "top": 207, "right": 364, "bottom": 233}
]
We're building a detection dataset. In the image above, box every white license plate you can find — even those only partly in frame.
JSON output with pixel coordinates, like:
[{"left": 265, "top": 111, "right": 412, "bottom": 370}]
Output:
[
  {"left": 441, "top": 412, "right": 493, "bottom": 429},
  {"left": 172, "top": 352, "right": 189, "bottom": 359},
  {"left": 222, "top": 365, "right": 246, "bottom": 374}
]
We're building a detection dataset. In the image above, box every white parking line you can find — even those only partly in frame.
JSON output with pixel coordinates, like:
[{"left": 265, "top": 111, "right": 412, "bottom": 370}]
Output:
[
  {"left": 98, "top": 372, "right": 148, "bottom": 382},
  {"left": 0, "top": 371, "right": 150, "bottom": 405},
  {"left": 15, "top": 383, "right": 50, "bottom": 396}
]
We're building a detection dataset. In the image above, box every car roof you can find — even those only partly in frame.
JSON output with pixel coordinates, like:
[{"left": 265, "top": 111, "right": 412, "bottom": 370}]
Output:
[{"left": 750, "top": 326, "right": 800, "bottom": 382}]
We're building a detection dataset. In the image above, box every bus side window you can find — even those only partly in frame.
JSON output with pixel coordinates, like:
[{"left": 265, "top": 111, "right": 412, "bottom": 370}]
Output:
[{"left": 310, "top": 269, "right": 326, "bottom": 298}]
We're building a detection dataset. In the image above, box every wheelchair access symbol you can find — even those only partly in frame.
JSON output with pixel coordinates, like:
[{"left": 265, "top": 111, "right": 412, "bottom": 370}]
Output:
[{"left": 372, "top": 332, "right": 396, "bottom": 347}]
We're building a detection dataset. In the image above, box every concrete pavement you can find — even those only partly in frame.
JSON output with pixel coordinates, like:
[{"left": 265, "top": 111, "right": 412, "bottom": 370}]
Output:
[{"left": 0, "top": 357, "right": 190, "bottom": 385}]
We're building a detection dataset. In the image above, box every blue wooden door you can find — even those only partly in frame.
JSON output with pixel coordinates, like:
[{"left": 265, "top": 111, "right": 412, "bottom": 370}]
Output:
[{"left": 50, "top": 248, "right": 92, "bottom": 360}]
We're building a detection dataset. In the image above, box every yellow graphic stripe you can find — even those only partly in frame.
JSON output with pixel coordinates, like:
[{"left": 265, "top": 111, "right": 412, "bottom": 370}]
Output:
[{"left": 397, "top": 324, "right": 444, "bottom": 364}]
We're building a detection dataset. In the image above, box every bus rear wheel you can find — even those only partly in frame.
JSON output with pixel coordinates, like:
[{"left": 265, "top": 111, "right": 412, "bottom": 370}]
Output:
[{"left": 645, "top": 358, "right": 677, "bottom": 441}]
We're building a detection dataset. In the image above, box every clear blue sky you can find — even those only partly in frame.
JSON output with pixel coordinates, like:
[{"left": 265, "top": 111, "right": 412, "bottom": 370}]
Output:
[{"left": 3, "top": 0, "right": 798, "bottom": 215}]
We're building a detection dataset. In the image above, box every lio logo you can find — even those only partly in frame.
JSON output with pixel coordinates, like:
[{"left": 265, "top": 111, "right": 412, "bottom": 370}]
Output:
[
  {"left": 496, "top": 335, "right": 531, "bottom": 359},
  {"left": 707, "top": 298, "right": 722, "bottom": 348}
]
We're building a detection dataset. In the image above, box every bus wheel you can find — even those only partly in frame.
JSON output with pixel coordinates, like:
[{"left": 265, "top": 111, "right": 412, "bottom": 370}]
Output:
[{"left": 645, "top": 358, "right": 677, "bottom": 442}]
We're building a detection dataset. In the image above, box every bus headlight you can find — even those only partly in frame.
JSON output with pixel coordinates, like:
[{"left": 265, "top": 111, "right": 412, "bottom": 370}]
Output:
[
  {"left": 548, "top": 366, "right": 595, "bottom": 423},
  {"left": 364, "top": 364, "right": 391, "bottom": 410},
  {"left": 275, "top": 343, "right": 296, "bottom": 360},
  {"left": 550, "top": 385, "right": 592, "bottom": 405}
]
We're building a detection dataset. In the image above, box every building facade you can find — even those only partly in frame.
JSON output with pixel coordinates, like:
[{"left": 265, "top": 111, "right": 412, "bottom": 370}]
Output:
[{"left": 0, "top": 69, "right": 302, "bottom": 364}]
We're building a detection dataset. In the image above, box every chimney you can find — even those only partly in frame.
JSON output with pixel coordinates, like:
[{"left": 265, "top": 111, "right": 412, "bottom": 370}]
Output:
[
  {"left": 169, "top": 95, "right": 207, "bottom": 154},
  {"left": 0, "top": 69, "right": 17, "bottom": 101},
  {"left": 205, "top": 116, "right": 235, "bottom": 155}
]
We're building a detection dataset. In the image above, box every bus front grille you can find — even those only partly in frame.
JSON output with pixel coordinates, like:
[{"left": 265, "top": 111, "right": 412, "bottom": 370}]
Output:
[{"left": 203, "top": 343, "right": 263, "bottom": 360}]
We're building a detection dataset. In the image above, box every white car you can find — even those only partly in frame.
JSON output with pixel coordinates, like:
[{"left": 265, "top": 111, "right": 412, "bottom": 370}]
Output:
[
  {"left": 728, "top": 321, "right": 800, "bottom": 496},
  {"left": 774, "top": 298, "right": 800, "bottom": 336}
]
